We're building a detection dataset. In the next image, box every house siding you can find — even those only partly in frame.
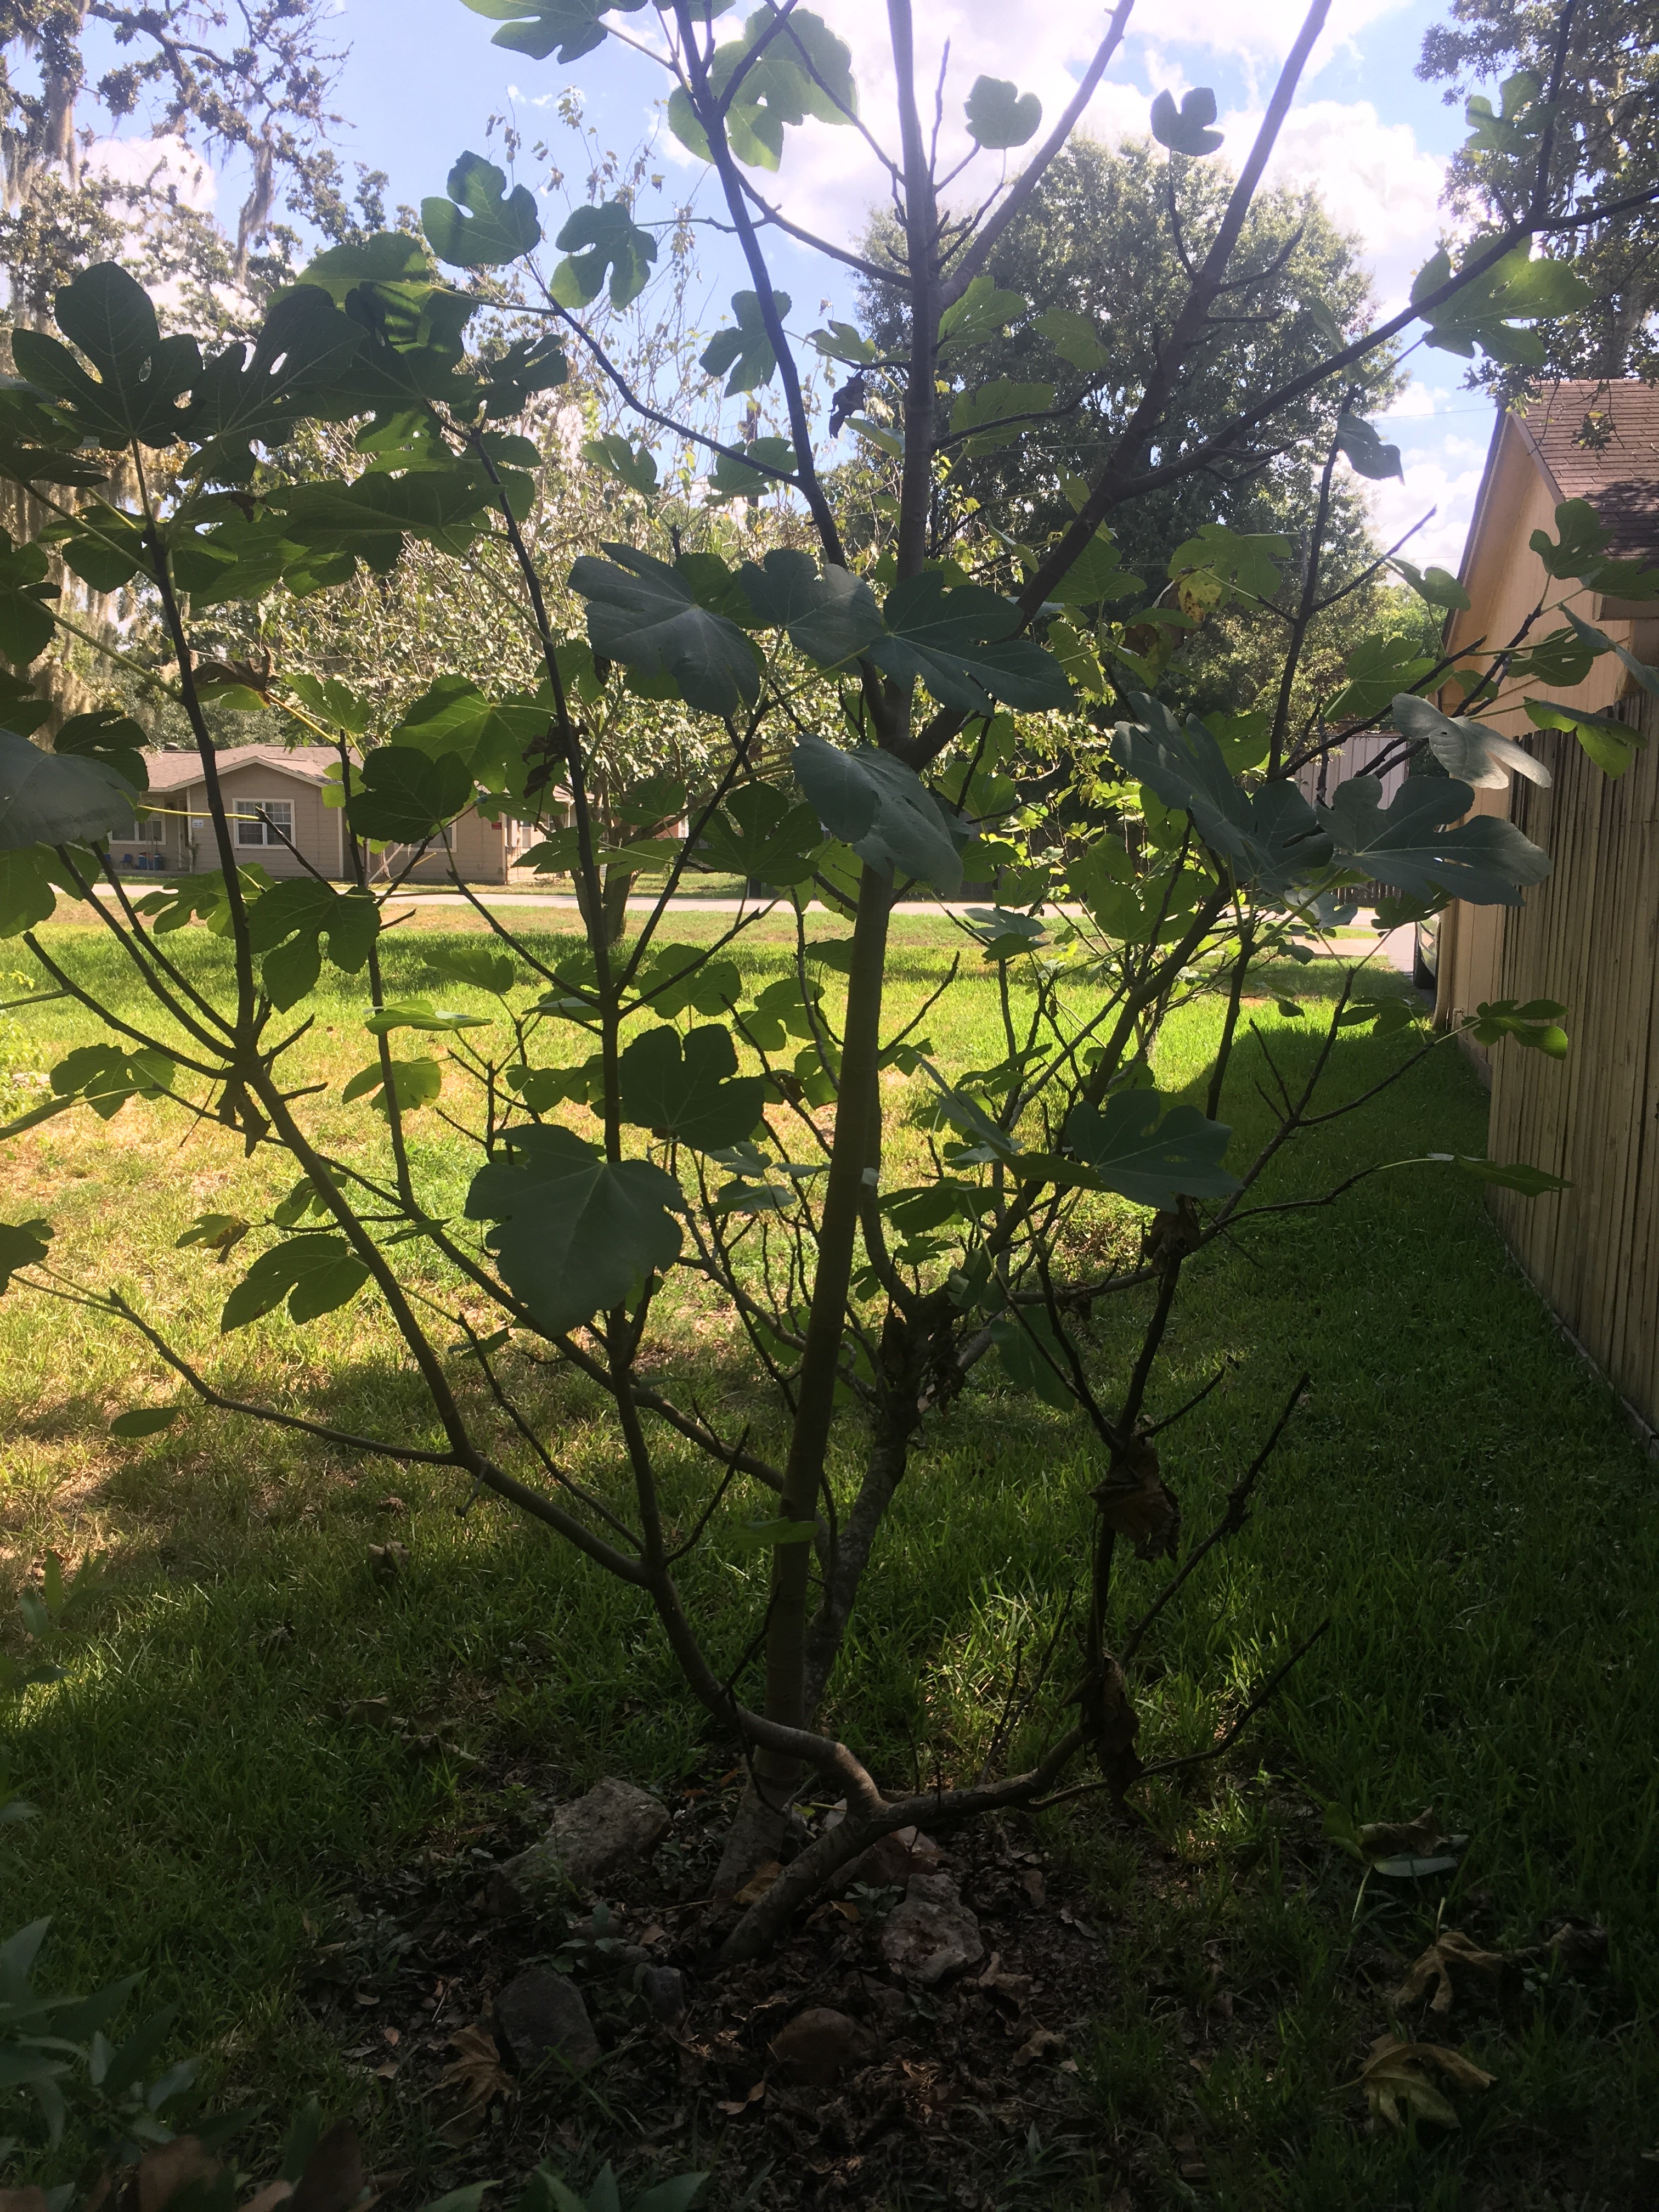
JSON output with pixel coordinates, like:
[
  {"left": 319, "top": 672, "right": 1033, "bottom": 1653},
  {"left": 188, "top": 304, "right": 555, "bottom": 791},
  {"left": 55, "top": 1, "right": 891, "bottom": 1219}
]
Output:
[
  {"left": 120, "top": 748, "right": 511, "bottom": 884},
  {"left": 1433, "top": 412, "right": 1659, "bottom": 1045}
]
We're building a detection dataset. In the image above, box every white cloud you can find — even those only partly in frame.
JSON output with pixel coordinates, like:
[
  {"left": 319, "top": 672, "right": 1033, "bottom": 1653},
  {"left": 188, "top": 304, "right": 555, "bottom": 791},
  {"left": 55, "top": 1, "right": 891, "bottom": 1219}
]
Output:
[
  {"left": 1364, "top": 428, "right": 1492, "bottom": 572},
  {"left": 86, "top": 134, "right": 215, "bottom": 212},
  {"left": 1255, "top": 99, "right": 1444, "bottom": 302}
]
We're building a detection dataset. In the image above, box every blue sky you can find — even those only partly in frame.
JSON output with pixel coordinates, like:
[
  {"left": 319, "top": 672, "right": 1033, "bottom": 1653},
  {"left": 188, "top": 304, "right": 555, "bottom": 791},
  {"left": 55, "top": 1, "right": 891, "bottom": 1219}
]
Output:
[{"left": 90, "top": 0, "right": 1509, "bottom": 570}]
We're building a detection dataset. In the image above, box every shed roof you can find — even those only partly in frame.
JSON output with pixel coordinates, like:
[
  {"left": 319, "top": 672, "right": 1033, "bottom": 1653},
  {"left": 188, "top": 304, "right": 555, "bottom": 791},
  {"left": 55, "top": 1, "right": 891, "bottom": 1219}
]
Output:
[
  {"left": 1516, "top": 380, "right": 1659, "bottom": 555},
  {"left": 143, "top": 744, "right": 338, "bottom": 793}
]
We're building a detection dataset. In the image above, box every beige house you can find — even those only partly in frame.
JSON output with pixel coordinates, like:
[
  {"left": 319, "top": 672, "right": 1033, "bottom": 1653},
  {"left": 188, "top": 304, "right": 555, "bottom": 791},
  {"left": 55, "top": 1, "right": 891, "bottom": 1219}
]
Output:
[
  {"left": 1432, "top": 380, "right": 1659, "bottom": 1026},
  {"left": 1425, "top": 379, "right": 1659, "bottom": 1434},
  {"left": 115, "top": 744, "right": 540, "bottom": 884}
]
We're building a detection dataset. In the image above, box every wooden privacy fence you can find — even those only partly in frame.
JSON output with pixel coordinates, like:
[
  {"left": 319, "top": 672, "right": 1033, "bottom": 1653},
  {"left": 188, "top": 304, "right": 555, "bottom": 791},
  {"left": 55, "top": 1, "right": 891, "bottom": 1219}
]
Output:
[{"left": 1435, "top": 687, "right": 1659, "bottom": 1430}]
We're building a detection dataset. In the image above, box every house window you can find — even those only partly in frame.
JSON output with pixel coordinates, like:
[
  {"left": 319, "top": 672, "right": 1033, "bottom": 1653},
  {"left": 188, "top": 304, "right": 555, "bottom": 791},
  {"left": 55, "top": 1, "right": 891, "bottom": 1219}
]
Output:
[
  {"left": 111, "top": 810, "right": 166, "bottom": 844},
  {"left": 234, "top": 797, "right": 294, "bottom": 848}
]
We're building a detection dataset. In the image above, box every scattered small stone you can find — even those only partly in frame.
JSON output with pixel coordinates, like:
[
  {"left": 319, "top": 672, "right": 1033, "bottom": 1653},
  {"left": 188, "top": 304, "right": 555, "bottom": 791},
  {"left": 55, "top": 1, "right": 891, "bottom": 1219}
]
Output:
[
  {"left": 861, "top": 1980, "right": 907, "bottom": 2032},
  {"left": 1020, "top": 1867, "right": 1046, "bottom": 1908},
  {"left": 639, "top": 1965, "right": 686, "bottom": 2028},
  {"left": 504, "top": 1778, "right": 671, "bottom": 1893},
  {"left": 494, "top": 1965, "right": 601, "bottom": 2076},
  {"left": 770, "top": 2006, "right": 872, "bottom": 2086},
  {"left": 880, "top": 1872, "right": 985, "bottom": 1986},
  {"left": 1013, "top": 2025, "right": 1067, "bottom": 2067}
]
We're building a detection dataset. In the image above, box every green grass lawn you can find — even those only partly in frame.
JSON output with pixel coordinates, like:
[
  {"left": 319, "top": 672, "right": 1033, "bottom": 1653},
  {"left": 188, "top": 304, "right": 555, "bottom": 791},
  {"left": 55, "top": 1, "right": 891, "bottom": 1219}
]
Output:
[{"left": 2, "top": 911, "right": 1655, "bottom": 2209}]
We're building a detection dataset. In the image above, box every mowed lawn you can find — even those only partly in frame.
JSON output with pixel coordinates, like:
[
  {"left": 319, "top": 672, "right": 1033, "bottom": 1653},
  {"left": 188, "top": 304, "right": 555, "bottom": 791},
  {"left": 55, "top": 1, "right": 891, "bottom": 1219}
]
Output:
[{"left": 2, "top": 906, "right": 1656, "bottom": 2209}]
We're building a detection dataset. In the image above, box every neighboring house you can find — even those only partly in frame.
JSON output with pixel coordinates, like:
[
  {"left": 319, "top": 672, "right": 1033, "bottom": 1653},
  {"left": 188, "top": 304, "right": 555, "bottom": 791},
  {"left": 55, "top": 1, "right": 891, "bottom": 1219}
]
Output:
[
  {"left": 1427, "top": 379, "right": 1659, "bottom": 1434},
  {"left": 1432, "top": 380, "right": 1659, "bottom": 1024},
  {"left": 112, "top": 744, "right": 541, "bottom": 883}
]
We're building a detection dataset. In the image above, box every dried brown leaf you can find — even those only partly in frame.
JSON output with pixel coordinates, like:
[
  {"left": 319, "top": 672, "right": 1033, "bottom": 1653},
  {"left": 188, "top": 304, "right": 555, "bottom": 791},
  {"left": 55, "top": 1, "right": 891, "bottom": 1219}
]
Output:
[
  {"left": 1395, "top": 1928, "right": 1506, "bottom": 2014},
  {"left": 240, "top": 2184, "right": 294, "bottom": 2212},
  {"left": 1093, "top": 1440, "right": 1180, "bottom": 1561},
  {"left": 1361, "top": 2035, "right": 1494, "bottom": 2130},
  {"left": 436, "top": 2021, "right": 513, "bottom": 2132},
  {"left": 1358, "top": 1808, "right": 1449, "bottom": 1859},
  {"left": 732, "top": 1859, "right": 782, "bottom": 1906}
]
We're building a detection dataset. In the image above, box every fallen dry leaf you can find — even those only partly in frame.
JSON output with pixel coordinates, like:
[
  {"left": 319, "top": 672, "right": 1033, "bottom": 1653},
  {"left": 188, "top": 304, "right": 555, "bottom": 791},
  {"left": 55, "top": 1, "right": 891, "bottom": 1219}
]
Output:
[
  {"left": 240, "top": 2185, "right": 293, "bottom": 2212},
  {"left": 1013, "top": 2027, "right": 1067, "bottom": 2067},
  {"left": 1093, "top": 1439, "right": 1180, "bottom": 1561},
  {"left": 1362, "top": 2035, "right": 1494, "bottom": 2129},
  {"left": 1395, "top": 1928, "right": 1505, "bottom": 2014},
  {"left": 435, "top": 2022, "right": 513, "bottom": 2137},
  {"left": 732, "top": 1859, "right": 782, "bottom": 1906},
  {"left": 714, "top": 2081, "right": 766, "bottom": 2117},
  {"left": 1358, "top": 1808, "right": 1462, "bottom": 1861}
]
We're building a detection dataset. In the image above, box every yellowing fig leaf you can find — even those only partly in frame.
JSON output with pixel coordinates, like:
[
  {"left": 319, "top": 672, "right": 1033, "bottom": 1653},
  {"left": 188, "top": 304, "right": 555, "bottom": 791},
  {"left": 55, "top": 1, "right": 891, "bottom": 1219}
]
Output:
[{"left": 1361, "top": 2034, "right": 1493, "bottom": 2129}]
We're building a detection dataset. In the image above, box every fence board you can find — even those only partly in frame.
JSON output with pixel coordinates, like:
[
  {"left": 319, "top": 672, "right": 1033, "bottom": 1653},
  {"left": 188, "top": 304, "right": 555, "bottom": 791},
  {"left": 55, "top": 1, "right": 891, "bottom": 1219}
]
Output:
[{"left": 1475, "top": 692, "right": 1659, "bottom": 1429}]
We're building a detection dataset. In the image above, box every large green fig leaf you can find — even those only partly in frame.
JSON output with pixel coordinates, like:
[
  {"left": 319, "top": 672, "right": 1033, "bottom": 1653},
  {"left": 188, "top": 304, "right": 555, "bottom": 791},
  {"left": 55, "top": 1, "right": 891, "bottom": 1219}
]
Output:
[
  {"left": 0, "top": 846, "right": 81, "bottom": 935},
  {"left": 345, "top": 746, "right": 474, "bottom": 842},
  {"left": 53, "top": 712, "right": 146, "bottom": 794},
  {"left": 947, "top": 379, "right": 1054, "bottom": 455},
  {"left": 1111, "top": 699, "right": 1331, "bottom": 888},
  {"left": 668, "top": 10, "right": 854, "bottom": 172},
  {"left": 618, "top": 1024, "right": 767, "bottom": 1148},
  {"left": 700, "top": 289, "right": 792, "bottom": 394},
  {"left": 693, "top": 781, "right": 823, "bottom": 887},
  {"left": 422, "top": 151, "right": 541, "bottom": 267},
  {"left": 1392, "top": 694, "right": 1551, "bottom": 792},
  {"left": 1150, "top": 87, "right": 1223, "bottom": 156},
  {"left": 0, "top": 533, "right": 61, "bottom": 667},
  {"left": 1335, "top": 410, "right": 1402, "bottom": 482},
  {"left": 12, "top": 263, "right": 199, "bottom": 448},
  {"left": 460, "top": 0, "right": 648, "bottom": 63},
  {"left": 0, "top": 1217, "right": 51, "bottom": 1291},
  {"left": 569, "top": 544, "right": 761, "bottom": 715},
  {"left": 1320, "top": 775, "right": 1551, "bottom": 906},
  {"left": 550, "top": 200, "right": 658, "bottom": 309},
  {"left": 964, "top": 76, "right": 1042, "bottom": 149},
  {"left": 49, "top": 1042, "right": 173, "bottom": 1119},
  {"left": 0, "top": 727, "right": 133, "bottom": 850},
  {"left": 867, "top": 573, "right": 1070, "bottom": 715},
  {"left": 267, "top": 467, "right": 493, "bottom": 573},
  {"left": 466, "top": 1125, "right": 684, "bottom": 1333},
  {"left": 792, "top": 733, "right": 962, "bottom": 894},
  {"left": 1066, "top": 1090, "right": 1240, "bottom": 1209},
  {"left": 221, "top": 1235, "right": 371, "bottom": 1330},
  {"left": 733, "top": 550, "right": 883, "bottom": 667},
  {"left": 184, "top": 285, "right": 365, "bottom": 484},
  {"left": 245, "top": 879, "right": 381, "bottom": 1009}
]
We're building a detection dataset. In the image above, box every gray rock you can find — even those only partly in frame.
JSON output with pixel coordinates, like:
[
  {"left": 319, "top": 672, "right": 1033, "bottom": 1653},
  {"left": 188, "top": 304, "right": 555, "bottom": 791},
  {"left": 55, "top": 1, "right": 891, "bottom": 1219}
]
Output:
[
  {"left": 770, "top": 2006, "right": 872, "bottom": 2086},
  {"left": 639, "top": 1965, "right": 687, "bottom": 2027},
  {"left": 494, "top": 1965, "right": 602, "bottom": 2076},
  {"left": 843, "top": 1824, "right": 943, "bottom": 1890},
  {"left": 879, "top": 1872, "right": 984, "bottom": 1986},
  {"left": 504, "top": 1778, "right": 670, "bottom": 1894}
]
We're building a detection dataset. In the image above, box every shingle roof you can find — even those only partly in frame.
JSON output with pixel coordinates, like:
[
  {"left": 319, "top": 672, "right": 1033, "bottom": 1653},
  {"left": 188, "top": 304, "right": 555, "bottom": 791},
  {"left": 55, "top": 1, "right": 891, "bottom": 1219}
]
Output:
[
  {"left": 1517, "top": 379, "right": 1659, "bottom": 555},
  {"left": 143, "top": 744, "right": 338, "bottom": 793}
]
